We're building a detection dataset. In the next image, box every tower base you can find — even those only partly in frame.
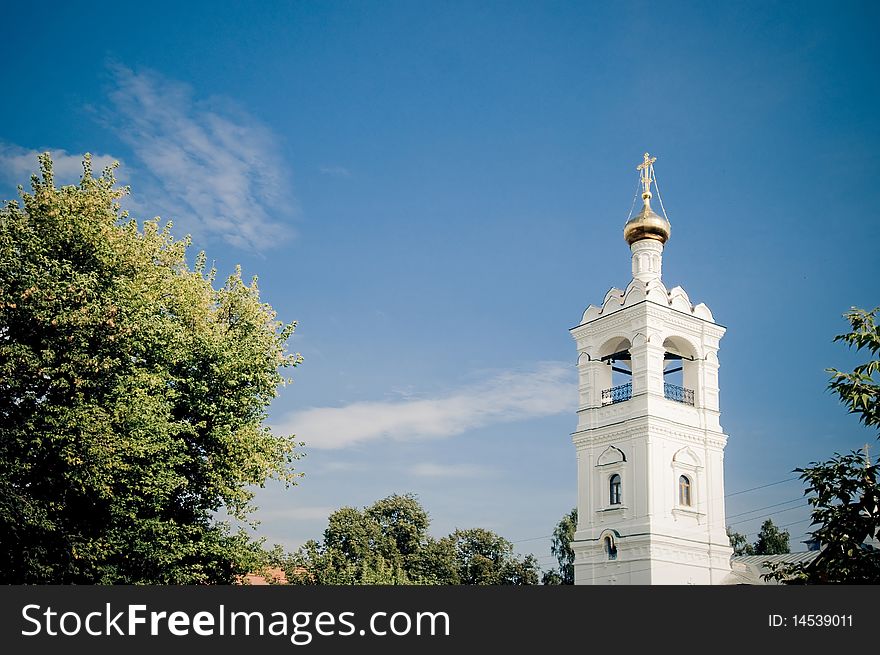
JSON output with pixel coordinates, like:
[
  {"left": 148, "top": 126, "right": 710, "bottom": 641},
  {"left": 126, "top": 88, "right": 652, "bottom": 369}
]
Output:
[{"left": 572, "top": 534, "right": 733, "bottom": 585}]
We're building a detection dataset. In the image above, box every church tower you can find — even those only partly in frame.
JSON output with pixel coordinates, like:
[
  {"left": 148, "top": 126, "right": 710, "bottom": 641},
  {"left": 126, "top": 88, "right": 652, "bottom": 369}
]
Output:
[{"left": 570, "top": 153, "right": 733, "bottom": 584}]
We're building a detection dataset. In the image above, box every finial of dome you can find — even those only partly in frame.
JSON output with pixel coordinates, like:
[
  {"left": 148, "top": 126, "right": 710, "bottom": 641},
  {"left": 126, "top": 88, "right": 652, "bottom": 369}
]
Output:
[
  {"left": 637, "top": 152, "right": 656, "bottom": 202},
  {"left": 624, "top": 152, "right": 671, "bottom": 246}
]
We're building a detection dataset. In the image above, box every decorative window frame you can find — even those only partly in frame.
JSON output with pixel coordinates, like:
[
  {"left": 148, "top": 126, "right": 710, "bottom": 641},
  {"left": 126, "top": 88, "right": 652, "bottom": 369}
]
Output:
[
  {"left": 595, "top": 446, "right": 628, "bottom": 513},
  {"left": 671, "top": 446, "right": 705, "bottom": 519}
]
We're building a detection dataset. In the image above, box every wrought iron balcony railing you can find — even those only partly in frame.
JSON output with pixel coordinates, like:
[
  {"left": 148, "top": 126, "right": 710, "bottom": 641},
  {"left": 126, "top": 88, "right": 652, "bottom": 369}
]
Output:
[
  {"left": 664, "top": 382, "right": 694, "bottom": 405},
  {"left": 601, "top": 382, "right": 632, "bottom": 405}
]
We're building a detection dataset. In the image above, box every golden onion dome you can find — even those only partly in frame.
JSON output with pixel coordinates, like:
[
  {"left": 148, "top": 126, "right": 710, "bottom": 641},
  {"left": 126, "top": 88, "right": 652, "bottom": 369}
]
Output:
[{"left": 623, "top": 195, "right": 671, "bottom": 246}]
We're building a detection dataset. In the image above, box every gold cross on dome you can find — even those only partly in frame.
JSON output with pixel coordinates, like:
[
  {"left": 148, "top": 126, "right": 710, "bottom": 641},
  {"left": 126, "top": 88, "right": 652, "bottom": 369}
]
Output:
[{"left": 636, "top": 152, "right": 656, "bottom": 196}]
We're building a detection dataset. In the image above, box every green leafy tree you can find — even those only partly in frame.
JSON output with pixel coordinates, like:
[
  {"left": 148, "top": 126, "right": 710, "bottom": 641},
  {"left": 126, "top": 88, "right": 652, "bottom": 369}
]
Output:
[
  {"left": 0, "top": 154, "right": 302, "bottom": 583},
  {"left": 406, "top": 535, "right": 460, "bottom": 585},
  {"left": 765, "top": 453, "right": 879, "bottom": 583},
  {"left": 765, "top": 307, "right": 880, "bottom": 584},
  {"left": 288, "top": 494, "right": 539, "bottom": 585},
  {"left": 251, "top": 543, "right": 297, "bottom": 584},
  {"left": 324, "top": 506, "right": 387, "bottom": 564},
  {"left": 445, "top": 528, "right": 539, "bottom": 585},
  {"left": 828, "top": 307, "right": 880, "bottom": 432},
  {"left": 289, "top": 537, "right": 409, "bottom": 585},
  {"left": 753, "top": 519, "right": 790, "bottom": 556},
  {"left": 543, "top": 507, "right": 576, "bottom": 584},
  {"left": 290, "top": 494, "right": 426, "bottom": 585},
  {"left": 364, "top": 493, "right": 430, "bottom": 559},
  {"left": 727, "top": 527, "right": 755, "bottom": 556},
  {"left": 541, "top": 569, "right": 563, "bottom": 585}
]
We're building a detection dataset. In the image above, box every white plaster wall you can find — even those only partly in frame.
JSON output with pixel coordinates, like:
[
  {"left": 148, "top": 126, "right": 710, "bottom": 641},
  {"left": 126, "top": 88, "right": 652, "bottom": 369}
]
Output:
[{"left": 570, "top": 259, "right": 732, "bottom": 585}]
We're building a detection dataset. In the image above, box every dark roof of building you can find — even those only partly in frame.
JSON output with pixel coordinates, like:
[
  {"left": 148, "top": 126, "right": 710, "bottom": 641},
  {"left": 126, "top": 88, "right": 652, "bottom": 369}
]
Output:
[{"left": 732, "top": 551, "right": 820, "bottom": 566}]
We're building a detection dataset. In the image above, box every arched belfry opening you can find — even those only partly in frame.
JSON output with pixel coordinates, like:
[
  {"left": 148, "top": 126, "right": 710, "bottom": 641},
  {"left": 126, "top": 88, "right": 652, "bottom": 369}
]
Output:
[
  {"left": 662, "top": 336, "right": 697, "bottom": 406},
  {"left": 598, "top": 337, "right": 632, "bottom": 405}
]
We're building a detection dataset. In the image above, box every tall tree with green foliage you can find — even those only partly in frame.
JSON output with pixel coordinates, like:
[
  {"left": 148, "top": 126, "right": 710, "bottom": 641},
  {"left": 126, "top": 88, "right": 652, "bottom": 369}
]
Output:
[
  {"left": 727, "top": 521, "right": 791, "bottom": 557},
  {"left": 543, "top": 508, "right": 577, "bottom": 584},
  {"left": 766, "top": 307, "right": 880, "bottom": 584},
  {"left": 727, "top": 527, "right": 755, "bottom": 556},
  {"left": 287, "top": 494, "right": 539, "bottom": 585},
  {"left": 753, "top": 519, "right": 791, "bottom": 555},
  {"left": 828, "top": 307, "right": 880, "bottom": 434},
  {"left": 765, "top": 453, "right": 879, "bottom": 583},
  {"left": 445, "top": 528, "right": 539, "bottom": 585},
  {"left": 0, "top": 154, "right": 303, "bottom": 583}
]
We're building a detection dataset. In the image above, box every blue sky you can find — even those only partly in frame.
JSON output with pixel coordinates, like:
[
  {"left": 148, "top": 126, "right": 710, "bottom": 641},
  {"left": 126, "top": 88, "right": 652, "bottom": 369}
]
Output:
[{"left": 2, "top": 1, "right": 878, "bottom": 569}]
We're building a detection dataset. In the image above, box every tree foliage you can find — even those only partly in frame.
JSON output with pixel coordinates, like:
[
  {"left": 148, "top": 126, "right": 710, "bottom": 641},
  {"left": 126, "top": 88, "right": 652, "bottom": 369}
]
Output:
[
  {"left": 543, "top": 507, "right": 576, "bottom": 584},
  {"left": 765, "top": 307, "right": 880, "bottom": 584},
  {"left": 446, "top": 527, "right": 539, "bottom": 585},
  {"left": 287, "top": 494, "right": 539, "bottom": 585},
  {"left": 827, "top": 307, "right": 880, "bottom": 434},
  {"left": 727, "top": 519, "right": 790, "bottom": 557},
  {"left": 764, "top": 453, "right": 879, "bottom": 583},
  {"left": 753, "top": 519, "right": 791, "bottom": 555},
  {"left": 0, "top": 154, "right": 302, "bottom": 583},
  {"left": 727, "top": 527, "right": 755, "bottom": 556}
]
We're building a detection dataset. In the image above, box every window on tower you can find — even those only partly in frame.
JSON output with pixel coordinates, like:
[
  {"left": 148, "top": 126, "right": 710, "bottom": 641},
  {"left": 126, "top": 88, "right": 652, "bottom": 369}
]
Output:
[
  {"left": 609, "top": 474, "right": 622, "bottom": 505},
  {"left": 604, "top": 535, "right": 618, "bottom": 560},
  {"left": 679, "top": 475, "right": 692, "bottom": 506}
]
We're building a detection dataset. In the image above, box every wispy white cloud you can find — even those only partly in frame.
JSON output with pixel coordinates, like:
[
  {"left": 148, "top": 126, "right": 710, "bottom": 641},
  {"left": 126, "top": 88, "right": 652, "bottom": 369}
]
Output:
[
  {"left": 1, "top": 65, "right": 295, "bottom": 252},
  {"left": 104, "top": 64, "right": 295, "bottom": 250},
  {"left": 409, "top": 462, "right": 495, "bottom": 478},
  {"left": 275, "top": 361, "right": 575, "bottom": 450},
  {"left": 318, "top": 165, "right": 351, "bottom": 178},
  {"left": 0, "top": 144, "right": 123, "bottom": 187}
]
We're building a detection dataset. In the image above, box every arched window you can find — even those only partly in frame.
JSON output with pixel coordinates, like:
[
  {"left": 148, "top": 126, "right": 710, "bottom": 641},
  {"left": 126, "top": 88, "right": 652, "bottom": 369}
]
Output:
[
  {"left": 604, "top": 535, "right": 618, "bottom": 560},
  {"left": 609, "top": 474, "right": 621, "bottom": 505},
  {"left": 679, "top": 475, "right": 691, "bottom": 506}
]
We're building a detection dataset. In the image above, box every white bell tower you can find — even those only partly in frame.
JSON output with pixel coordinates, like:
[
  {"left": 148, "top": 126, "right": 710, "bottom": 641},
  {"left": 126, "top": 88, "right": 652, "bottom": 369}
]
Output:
[{"left": 570, "top": 153, "right": 733, "bottom": 584}]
